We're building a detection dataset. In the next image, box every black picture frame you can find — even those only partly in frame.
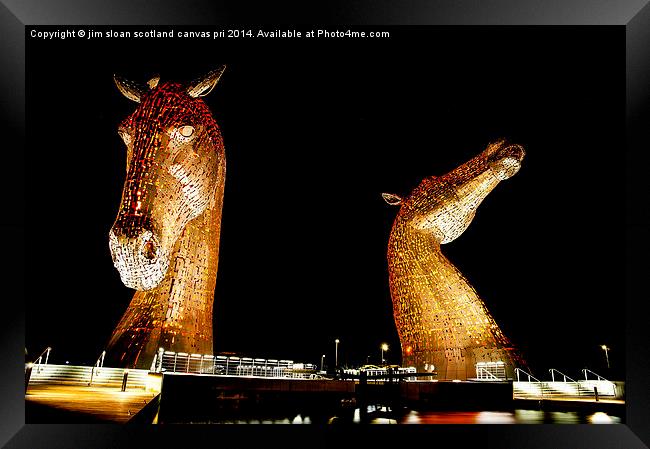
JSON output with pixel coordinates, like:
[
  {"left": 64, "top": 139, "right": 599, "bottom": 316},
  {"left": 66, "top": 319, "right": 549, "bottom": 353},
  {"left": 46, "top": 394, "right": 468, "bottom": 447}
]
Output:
[{"left": 1, "top": 1, "right": 649, "bottom": 448}]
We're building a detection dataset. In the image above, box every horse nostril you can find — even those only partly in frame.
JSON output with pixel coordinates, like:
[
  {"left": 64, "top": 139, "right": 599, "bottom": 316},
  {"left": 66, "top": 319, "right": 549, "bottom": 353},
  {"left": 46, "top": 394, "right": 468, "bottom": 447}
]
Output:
[{"left": 142, "top": 240, "right": 157, "bottom": 261}]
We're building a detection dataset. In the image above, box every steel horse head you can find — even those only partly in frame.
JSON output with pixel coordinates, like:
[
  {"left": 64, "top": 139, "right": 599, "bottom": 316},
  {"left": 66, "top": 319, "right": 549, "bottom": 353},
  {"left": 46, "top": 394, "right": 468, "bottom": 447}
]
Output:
[
  {"left": 109, "top": 67, "right": 226, "bottom": 291},
  {"left": 106, "top": 67, "right": 227, "bottom": 368}
]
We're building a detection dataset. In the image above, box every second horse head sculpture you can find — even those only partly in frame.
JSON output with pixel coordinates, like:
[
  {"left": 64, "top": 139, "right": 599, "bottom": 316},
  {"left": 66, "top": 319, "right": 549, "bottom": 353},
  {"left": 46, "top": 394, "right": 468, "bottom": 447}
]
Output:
[{"left": 383, "top": 140, "right": 526, "bottom": 380}]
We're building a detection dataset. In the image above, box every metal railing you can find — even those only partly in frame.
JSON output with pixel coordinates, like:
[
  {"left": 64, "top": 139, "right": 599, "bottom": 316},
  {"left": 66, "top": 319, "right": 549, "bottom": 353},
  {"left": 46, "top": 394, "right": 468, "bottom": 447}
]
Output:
[
  {"left": 475, "top": 361, "right": 507, "bottom": 380},
  {"left": 582, "top": 368, "right": 608, "bottom": 382},
  {"left": 476, "top": 367, "right": 501, "bottom": 381},
  {"left": 549, "top": 368, "right": 577, "bottom": 383},
  {"left": 28, "top": 347, "right": 52, "bottom": 374},
  {"left": 154, "top": 350, "right": 318, "bottom": 379},
  {"left": 547, "top": 369, "right": 583, "bottom": 397},
  {"left": 27, "top": 364, "right": 149, "bottom": 390},
  {"left": 343, "top": 366, "right": 417, "bottom": 382},
  {"left": 514, "top": 367, "right": 541, "bottom": 383},
  {"left": 513, "top": 368, "right": 617, "bottom": 401},
  {"left": 580, "top": 368, "right": 617, "bottom": 397},
  {"left": 88, "top": 351, "right": 106, "bottom": 386},
  {"left": 513, "top": 368, "right": 545, "bottom": 399}
]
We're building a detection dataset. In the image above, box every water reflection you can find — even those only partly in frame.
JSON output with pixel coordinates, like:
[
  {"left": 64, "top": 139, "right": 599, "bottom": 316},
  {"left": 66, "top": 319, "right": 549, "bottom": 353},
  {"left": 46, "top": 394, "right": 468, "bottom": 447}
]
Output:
[
  {"left": 589, "top": 412, "right": 618, "bottom": 424},
  {"left": 205, "top": 408, "right": 622, "bottom": 424},
  {"left": 184, "top": 405, "right": 622, "bottom": 424},
  {"left": 394, "top": 409, "right": 622, "bottom": 424},
  {"left": 476, "top": 411, "right": 517, "bottom": 424}
]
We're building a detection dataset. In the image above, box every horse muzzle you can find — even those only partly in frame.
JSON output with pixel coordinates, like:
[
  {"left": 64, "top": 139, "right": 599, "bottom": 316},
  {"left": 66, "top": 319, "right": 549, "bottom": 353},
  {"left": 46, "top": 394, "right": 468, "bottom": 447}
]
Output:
[
  {"left": 109, "top": 227, "right": 170, "bottom": 291},
  {"left": 488, "top": 143, "right": 525, "bottom": 180}
]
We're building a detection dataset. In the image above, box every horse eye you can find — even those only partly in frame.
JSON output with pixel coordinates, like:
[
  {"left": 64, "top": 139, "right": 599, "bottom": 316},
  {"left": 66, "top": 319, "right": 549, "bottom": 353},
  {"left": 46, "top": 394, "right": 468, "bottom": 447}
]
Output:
[{"left": 179, "top": 126, "right": 194, "bottom": 137}]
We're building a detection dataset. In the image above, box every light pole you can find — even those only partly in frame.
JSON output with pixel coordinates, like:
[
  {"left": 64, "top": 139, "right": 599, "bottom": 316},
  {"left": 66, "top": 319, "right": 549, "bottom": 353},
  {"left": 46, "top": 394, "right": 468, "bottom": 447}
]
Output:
[
  {"left": 335, "top": 339, "right": 340, "bottom": 369},
  {"left": 601, "top": 345, "right": 610, "bottom": 369},
  {"left": 381, "top": 343, "right": 389, "bottom": 366},
  {"left": 320, "top": 354, "right": 326, "bottom": 372}
]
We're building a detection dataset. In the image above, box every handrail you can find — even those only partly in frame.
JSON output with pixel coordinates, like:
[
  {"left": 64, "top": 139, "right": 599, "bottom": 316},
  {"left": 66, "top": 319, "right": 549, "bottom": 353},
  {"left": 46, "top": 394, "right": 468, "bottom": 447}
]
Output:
[
  {"left": 33, "top": 346, "right": 52, "bottom": 364},
  {"left": 549, "top": 368, "right": 577, "bottom": 383},
  {"left": 514, "top": 367, "right": 541, "bottom": 383},
  {"left": 513, "top": 368, "right": 618, "bottom": 402},
  {"left": 150, "top": 353, "right": 158, "bottom": 372},
  {"left": 476, "top": 367, "right": 500, "bottom": 381},
  {"left": 582, "top": 368, "right": 610, "bottom": 382},
  {"left": 549, "top": 368, "right": 581, "bottom": 397},
  {"left": 513, "top": 368, "right": 544, "bottom": 400},
  {"left": 88, "top": 351, "right": 106, "bottom": 386},
  {"left": 31, "top": 347, "right": 52, "bottom": 373}
]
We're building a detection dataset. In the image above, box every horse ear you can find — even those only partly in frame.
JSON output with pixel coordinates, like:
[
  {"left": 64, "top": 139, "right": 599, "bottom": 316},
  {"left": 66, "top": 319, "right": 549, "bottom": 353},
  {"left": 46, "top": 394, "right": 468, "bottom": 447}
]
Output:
[
  {"left": 113, "top": 74, "right": 145, "bottom": 103},
  {"left": 382, "top": 193, "right": 403, "bottom": 206},
  {"left": 187, "top": 65, "right": 226, "bottom": 98},
  {"left": 147, "top": 74, "right": 160, "bottom": 89}
]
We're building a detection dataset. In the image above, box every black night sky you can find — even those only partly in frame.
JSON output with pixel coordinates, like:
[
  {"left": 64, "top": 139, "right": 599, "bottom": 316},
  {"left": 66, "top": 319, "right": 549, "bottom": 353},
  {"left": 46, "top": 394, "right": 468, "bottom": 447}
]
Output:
[{"left": 26, "top": 27, "right": 624, "bottom": 380}]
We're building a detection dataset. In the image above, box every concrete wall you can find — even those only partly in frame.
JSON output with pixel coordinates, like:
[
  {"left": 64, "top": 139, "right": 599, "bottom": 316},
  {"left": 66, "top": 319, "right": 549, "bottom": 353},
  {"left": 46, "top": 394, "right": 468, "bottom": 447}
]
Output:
[
  {"left": 157, "top": 373, "right": 356, "bottom": 423},
  {"left": 400, "top": 381, "right": 513, "bottom": 409},
  {"left": 613, "top": 381, "right": 625, "bottom": 400}
]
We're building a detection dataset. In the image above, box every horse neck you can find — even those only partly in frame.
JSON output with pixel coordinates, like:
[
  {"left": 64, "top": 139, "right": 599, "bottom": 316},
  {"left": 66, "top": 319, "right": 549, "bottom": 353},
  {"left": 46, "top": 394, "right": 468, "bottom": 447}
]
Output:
[
  {"left": 141, "top": 156, "right": 225, "bottom": 353},
  {"left": 388, "top": 223, "right": 509, "bottom": 348},
  {"left": 159, "top": 153, "right": 225, "bottom": 304},
  {"left": 169, "top": 155, "right": 226, "bottom": 285},
  {"left": 106, "top": 146, "right": 225, "bottom": 369}
]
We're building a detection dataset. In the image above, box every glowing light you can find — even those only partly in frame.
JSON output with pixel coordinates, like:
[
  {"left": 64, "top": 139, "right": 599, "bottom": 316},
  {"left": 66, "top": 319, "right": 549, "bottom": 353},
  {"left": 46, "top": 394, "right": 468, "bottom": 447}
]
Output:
[
  {"left": 105, "top": 67, "right": 227, "bottom": 369},
  {"left": 476, "top": 411, "right": 517, "bottom": 424},
  {"left": 589, "top": 412, "right": 615, "bottom": 424},
  {"left": 384, "top": 140, "right": 527, "bottom": 380}
]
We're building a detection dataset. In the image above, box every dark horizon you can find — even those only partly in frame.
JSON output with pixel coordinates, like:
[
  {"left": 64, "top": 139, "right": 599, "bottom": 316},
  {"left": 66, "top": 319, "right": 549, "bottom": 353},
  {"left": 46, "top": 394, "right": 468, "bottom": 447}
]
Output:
[{"left": 25, "top": 27, "right": 624, "bottom": 380}]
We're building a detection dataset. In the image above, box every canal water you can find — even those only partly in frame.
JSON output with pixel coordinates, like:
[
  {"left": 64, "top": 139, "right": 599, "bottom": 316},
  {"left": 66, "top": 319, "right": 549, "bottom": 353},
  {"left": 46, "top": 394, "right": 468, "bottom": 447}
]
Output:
[
  {"left": 190, "top": 407, "right": 623, "bottom": 424},
  {"left": 355, "top": 407, "right": 623, "bottom": 424}
]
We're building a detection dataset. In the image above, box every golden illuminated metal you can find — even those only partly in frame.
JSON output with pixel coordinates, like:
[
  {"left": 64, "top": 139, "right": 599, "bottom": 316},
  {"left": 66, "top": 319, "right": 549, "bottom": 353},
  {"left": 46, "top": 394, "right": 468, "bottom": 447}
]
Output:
[
  {"left": 106, "top": 67, "right": 227, "bottom": 369},
  {"left": 384, "top": 140, "right": 526, "bottom": 380}
]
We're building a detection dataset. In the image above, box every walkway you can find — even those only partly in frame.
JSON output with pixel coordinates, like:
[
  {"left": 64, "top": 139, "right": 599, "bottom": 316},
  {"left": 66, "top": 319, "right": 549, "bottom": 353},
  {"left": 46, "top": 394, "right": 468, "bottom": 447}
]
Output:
[{"left": 26, "top": 384, "right": 157, "bottom": 423}]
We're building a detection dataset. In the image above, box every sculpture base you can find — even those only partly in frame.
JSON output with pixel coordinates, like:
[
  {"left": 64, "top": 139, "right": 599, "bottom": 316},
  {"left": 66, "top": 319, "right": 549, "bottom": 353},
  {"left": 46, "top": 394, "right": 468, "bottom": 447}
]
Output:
[{"left": 403, "top": 347, "right": 521, "bottom": 381}]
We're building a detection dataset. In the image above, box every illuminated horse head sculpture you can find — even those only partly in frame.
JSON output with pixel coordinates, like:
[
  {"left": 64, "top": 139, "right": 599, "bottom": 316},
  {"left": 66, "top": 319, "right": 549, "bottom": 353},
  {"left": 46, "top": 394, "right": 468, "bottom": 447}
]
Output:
[
  {"left": 383, "top": 140, "right": 526, "bottom": 380},
  {"left": 106, "top": 67, "right": 226, "bottom": 369}
]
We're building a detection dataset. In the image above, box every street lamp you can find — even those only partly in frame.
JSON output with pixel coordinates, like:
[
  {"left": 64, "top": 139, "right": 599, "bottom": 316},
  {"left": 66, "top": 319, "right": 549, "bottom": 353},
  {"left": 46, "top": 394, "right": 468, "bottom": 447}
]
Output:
[
  {"left": 335, "top": 339, "right": 340, "bottom": 369},
  {"left": 320, "top": 354, "right": 326, "bottom": 372},
  {"left": 600, "top": 345, "right": 610, "bottom": 369},
  {"left": 381, "top": 343, "right": 389, "bottom": 365}
]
